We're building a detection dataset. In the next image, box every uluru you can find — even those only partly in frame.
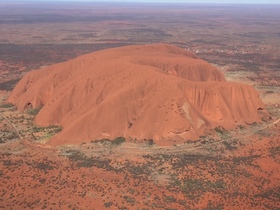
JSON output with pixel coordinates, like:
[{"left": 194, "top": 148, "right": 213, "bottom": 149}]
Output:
[{"left": 7, "top": 44, "right": 266, "bottom": 146}]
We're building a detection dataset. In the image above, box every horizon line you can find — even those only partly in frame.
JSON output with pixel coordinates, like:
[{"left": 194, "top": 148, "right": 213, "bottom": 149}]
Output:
[{"left": 3, "top": 0, "right": 280, "bottom": 5}]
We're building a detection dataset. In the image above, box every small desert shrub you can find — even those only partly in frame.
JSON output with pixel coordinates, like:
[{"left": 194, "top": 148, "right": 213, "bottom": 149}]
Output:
[
  {"left": 181, "top": 179, "right": 204, "bottom": 192},
  {"left": 111, "top": 137, "right": 125, "bottom": 145},
  {"left": 27, "top": 107, "right": 41, "bottom": 115},
  {"left": 65, "top": 150, "right": 86, "bottom": 162},
  {"left": 32, "top": 125, "right": 62, "bottom": 136},
  {"left": 35, "top": 162, "right": 54, "bottom": 171},
  {"left": 164, "top": 195, "right": 177, "bottom": 203},
  {"left": 94, "top": 138, "right": 111, "bottom": 144},
  {"left": 77, "top": 158, "right": 95, "bottom": 168},
  {"left": 238, "top": 125, "right": 245, "bottom": 130},
  {"left": 104, "top": 202, "right": 113, "bottom": 208},
  {"left": 207, "top": 179, "right": 226, "bottom": 189},
  {"left": 269, "top": 146, "right": 280, "bottom": 158},
  {"left": 222, "top": 141, "right": 237, "bottom": 151},
  {"left": 6, "top": 133, "right": 18, "bottom": 140},
  {"left": 214, "top": 126, "right": 225, "bottom": 134},
  {"left": 0, "top": 103, "right": 14, "bottom": 108},
  {"left": 32, "top": 126, "right": 45, "bottom": 132},
  {"left": 123, "top": 196, "right": 135, "bottom": 205},
  {"left": 147, "top": 139, "right": 155, "bottom": 146},
  {"left": 214, "top": 126, "right": 230, "bottom": 139},
  {"left": 48, "top": 126, "right": 62, "bottom": 134},
  {"left": 39, "top": 178, "right": 46, "bottom": 184},
  {"left": 128, "top": 188, "right": 135, "bottom": 195},
  {"left": 0, "top": 138, "right": 5, "bottom": 144}
]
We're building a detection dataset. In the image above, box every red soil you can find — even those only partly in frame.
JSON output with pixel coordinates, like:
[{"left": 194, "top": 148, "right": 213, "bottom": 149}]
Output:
[
  {"left": 7, "top": 44, "right": 267, "bottom": 145},
  {"left": 0, "top": 131, "right": 279, "bottom": 210}
]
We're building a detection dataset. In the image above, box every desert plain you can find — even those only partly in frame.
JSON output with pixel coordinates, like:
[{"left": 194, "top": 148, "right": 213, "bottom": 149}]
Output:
[{"left": 0, "top": 2, "right": 279, "bottom": 209}]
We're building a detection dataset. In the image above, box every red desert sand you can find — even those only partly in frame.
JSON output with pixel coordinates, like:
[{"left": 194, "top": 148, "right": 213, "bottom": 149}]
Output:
[{"left": 7, "top": 44, "right": 267, "bottom": 145}]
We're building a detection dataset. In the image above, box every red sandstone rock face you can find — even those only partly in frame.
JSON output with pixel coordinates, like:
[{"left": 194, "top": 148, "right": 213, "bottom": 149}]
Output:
[{"left": 7, "top": 44, "right": 266, "bottom": 145}]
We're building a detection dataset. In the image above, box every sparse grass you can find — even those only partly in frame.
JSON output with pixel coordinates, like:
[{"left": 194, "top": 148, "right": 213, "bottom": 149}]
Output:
[
  {"left": 0, "top": 103, "right": 14, "bottom": 108},
  {"left": 214, "top": 126, "right": 225, "bottom": 134},
  {"left": 222, "top": 141, "right": 237, "bottom": 150},
  {"left": 32, "top": 126, "right": 45, "bottom": 132},
  {"left": 214, "top": 126, "right": 231, "bottom": 139},
  {"left": 30, "top": 125, "right": 62, "bottom": 140},
  {"left": 0, "top": 3, "right": 279, "bottom": 210},
  {"left": 269, "top": 146, "right": 280, "bottom": 158},
  {"left": 65, "top": 150, "right": 86, "bottom": 162},
  {"left": 93, "top": 138, "right": 111, "bottom": 144},
  {"left": 92, "top": 137, "right": 126, "bottom": 145},
  {"left": 26, "top": 107, "right": 41, "bottom": 116},
  {"left": 35, "top": 162, "right": 54, "bottom": 171},
  {"left": 47, "top": 125, "right": 62, "bottom": 135}
]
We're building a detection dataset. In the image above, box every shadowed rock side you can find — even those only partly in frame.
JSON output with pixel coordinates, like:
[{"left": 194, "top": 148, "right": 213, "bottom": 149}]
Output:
[{"left": 7, "top": 44, "right": 266, "bottom": 145}]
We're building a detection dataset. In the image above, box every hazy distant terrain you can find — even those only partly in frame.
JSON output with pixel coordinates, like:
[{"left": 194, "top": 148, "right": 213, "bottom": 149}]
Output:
[
  {"left": 0, "top": 2, "right": 279, "bottom": 209},
  {"left": 0, "top": 2, "right": 279, "bottom": 91}
]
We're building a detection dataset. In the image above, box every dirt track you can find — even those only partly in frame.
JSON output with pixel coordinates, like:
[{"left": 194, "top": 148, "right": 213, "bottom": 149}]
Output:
[
  {"left": 0, "top": 111, "right": 57, "bottom": 151},
  {"left": 1, "top": 92, "right": 279, "bottom": 156},
  {"left": 0, "top": 109, "right": 279, "bottom": 156}
]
